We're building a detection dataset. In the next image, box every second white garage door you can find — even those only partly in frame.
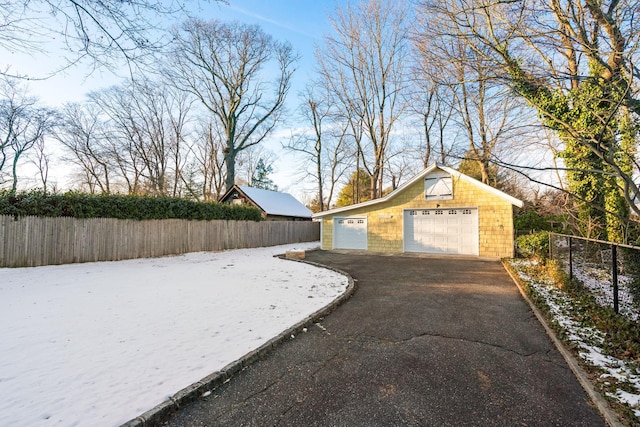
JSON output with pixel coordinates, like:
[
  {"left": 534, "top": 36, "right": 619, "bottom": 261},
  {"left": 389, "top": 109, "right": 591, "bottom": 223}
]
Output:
[
  {"left": 404, "top": 208, "right": 479, "bottom": 255},
  {"left": 333, "top": 217, "right": 367, "bottom": 250}
]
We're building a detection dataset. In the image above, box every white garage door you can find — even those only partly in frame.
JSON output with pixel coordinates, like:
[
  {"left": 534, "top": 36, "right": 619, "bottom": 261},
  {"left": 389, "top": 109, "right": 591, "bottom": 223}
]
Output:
[
  {"left": 404, "top": 208, "right": 478, "bottom": 255},
  {"left": 333, "top": 217, "right": 367, "bottom": 250}
]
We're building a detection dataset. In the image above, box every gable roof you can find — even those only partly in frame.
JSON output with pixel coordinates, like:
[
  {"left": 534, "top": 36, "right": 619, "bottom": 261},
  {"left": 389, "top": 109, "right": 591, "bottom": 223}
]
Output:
[
  {"left": 225, "top": 185, "right": 313, "bottom": 219},
  {"left": 313, "top": 163, "right": 523, "bottom": 218}
]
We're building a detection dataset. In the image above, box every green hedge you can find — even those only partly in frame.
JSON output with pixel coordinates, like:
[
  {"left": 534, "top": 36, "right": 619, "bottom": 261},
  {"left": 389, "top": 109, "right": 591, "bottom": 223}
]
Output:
[
  {"left": 0, "top": 191, "right": 262, "bottom": 221},
  {"left": 514, "top": 209, "right": 566, "bottom": 234}
]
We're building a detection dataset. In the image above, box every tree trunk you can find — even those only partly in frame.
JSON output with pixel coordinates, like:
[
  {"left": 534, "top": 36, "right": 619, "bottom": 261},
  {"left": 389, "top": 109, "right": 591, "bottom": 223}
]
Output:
[
  {"left": 424, "top": 113, "right": 431, "bottom": 168},
  {"left": 11, "top": 153, "right": 19, "bottom": 193},
  {"left": 316, "top": 145, "right": 324, "bottom": 211},
  {"left": 224, "top": 146, "right": 237, "bottom": 193}
]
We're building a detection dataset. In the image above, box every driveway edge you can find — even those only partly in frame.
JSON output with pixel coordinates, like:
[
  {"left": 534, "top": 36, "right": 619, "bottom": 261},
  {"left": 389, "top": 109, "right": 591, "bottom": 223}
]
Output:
[
  {"left": 502, "top": 260, "right": 622, "bottom": 427},
  {"left": 120, "top": 253, "right": 356, "bottom": 427}
]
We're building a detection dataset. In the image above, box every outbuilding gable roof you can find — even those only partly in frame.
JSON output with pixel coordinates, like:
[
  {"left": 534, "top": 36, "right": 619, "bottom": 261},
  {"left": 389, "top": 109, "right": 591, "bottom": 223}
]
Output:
[
  {"left": 224, "top": 185, "right": 313, "bottom": 219},
  {"left": 313, "top": 163, "right": 523, "bottom": 218}
]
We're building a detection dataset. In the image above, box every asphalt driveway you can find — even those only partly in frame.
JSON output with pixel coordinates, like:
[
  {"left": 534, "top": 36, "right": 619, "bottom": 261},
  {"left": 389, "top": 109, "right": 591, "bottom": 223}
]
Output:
[{"left": 162, "top": 251, "right": 604, "bottom": 426}]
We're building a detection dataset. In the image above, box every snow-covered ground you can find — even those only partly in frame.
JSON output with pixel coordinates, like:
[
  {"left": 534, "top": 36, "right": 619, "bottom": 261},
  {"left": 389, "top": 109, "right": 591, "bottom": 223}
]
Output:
[
  {"left": 0, "top": 242, "right": 348, "bottom": 427},
  {"left": 569, "top": 264, "right": 640, "bottom": 321},
  {"left": 550, "top": 235, "right": 640, "bottom": 320},
  {"left": 509, "top": 259, "right": 640, "bottom": 420}
]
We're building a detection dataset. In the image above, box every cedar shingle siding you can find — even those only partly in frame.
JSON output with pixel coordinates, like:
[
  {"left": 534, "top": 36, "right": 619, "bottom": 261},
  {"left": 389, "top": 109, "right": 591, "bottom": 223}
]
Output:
[{"left": 315, "top": 165, "right": 521, "bottom": 259}]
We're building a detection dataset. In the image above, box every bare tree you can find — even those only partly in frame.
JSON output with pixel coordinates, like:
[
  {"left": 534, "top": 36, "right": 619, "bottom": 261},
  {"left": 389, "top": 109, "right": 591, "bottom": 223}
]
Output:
[
  {"left": 316, "top": 0, "right": 410, "bottom": 199},
  {"left": 414, "top": 10, "right": 537, "bottom": 185},
  {"left": 0, "top": 79, "right": 55, "bottom": 191},
  {"left": 132, "top": 80, "right": 193, "bottom": 196},
  {"left": 285, "top": 85, "right": 352, "bottom": 210},
  {"left": 188, "top": 119, "right": 226, "bottom": 200},
  {"left": 170, "top": 19, "right": 297, "bottom": 193},
  {"left": 56, "top": 102, "right": 114, "bottom": 193},
  {"left": 407, "top": 76, "right": 455, "bottom": 167},
  {"left": 29, "top": 134, "right": 50, "bottom": 191},
  {"left": 1, "top": 1, "right": 221, "bottom": 79},
  {"left": 450, "top": 55, "right": 535, "bottom": 185},
  {"left": 169, "top": 90, "right": 194, "bottom": 197},
  {"left": 384, "top": 135, "right": 423, "bottom": 192},
  {"left": 409, "top": 32, "right": 456, "bottom": 167},
  {"left": 87, "top": 77, "right": 193, "bottom": 195},
  {"left": 287, "top": 88, "right": 329, "bottom": 211}
]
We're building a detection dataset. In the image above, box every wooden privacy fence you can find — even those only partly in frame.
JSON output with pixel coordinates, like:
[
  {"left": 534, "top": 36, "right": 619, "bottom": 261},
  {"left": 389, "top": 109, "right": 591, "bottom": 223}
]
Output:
[{"left": 0, "top": 215, "right": 320, "bottom": 267}]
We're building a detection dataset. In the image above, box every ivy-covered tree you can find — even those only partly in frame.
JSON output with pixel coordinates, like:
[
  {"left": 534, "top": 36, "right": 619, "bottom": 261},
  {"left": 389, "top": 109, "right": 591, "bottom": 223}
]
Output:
[
  {"left": 423, "top": 0, "right": 639, "bottom": 243},
  {"left": 552, "top": 71, "right": 633, "bottom": 242}
]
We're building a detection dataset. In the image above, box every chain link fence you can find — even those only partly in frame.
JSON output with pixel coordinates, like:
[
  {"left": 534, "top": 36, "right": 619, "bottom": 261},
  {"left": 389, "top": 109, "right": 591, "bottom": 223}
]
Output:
[{"left": 549, "top": 233, "right": 640, "bottom": 320}]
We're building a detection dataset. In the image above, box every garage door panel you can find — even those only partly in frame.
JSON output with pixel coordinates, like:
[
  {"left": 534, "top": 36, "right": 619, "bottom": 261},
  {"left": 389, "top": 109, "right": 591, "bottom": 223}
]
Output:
[
  {"left": 334, "top": 217, "right": 367, "bottom": 250},
  {"left": 460, "top": 215, "right": 475, "bottom": 225},
  {"left": 444, "top": 226, "right": 457, "bottom": 234},
  {"left": 404, "top": 208, "right": 478, "bottom": 255},
  {"left": 460, "top": 225, "right": 475, "bottom": 235}
]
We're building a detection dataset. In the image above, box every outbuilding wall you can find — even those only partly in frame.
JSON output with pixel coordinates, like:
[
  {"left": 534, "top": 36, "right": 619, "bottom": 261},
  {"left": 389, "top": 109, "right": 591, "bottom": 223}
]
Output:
[{"left": 320, "top": 176, "right": 517, "bottom": 258}]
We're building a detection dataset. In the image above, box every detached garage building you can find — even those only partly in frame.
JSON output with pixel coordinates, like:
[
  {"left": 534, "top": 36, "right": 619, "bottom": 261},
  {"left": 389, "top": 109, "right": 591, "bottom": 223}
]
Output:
[{"left": 313, "top": 164, "right": 523, "bottom": 258}]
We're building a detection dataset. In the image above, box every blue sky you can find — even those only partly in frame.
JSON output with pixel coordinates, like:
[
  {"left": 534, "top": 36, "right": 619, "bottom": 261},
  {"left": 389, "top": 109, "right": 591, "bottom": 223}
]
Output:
[
  {"left": 210, "top": 1, "right": 341, "bottom": 117},
  {"left": 4, "top": 1, "right": 346, "bottom": 196},
  {"left": 8, "top": 1, "right": 341, "bottom": 107}
]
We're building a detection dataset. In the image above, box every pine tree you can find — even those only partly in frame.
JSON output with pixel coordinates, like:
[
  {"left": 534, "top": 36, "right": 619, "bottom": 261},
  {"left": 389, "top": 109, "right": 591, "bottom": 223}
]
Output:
[{"left": 250, "top": 158, "right": 278, "bottom": 191}]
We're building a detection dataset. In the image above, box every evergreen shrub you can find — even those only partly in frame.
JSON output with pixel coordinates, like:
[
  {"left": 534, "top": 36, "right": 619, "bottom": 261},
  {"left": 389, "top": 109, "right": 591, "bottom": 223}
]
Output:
[{"left": 515, "top": 231, "right": 550, "bottom": 260}]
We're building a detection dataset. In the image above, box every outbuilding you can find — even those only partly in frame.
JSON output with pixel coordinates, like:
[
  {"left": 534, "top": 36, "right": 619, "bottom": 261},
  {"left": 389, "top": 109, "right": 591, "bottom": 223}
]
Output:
[
  {"left": 220, "top": 185, "right": 313, "bottom": 221},
  {"left": 313, "top": 163, "right": 523, "bottom": 258}
]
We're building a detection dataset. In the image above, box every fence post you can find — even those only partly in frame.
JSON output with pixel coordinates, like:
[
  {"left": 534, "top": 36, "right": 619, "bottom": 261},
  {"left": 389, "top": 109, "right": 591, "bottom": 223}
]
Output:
[
  {"left": 568, "top": 236, "right": 573, "bottom": 281},
  {"left": 612, "top": 244, "right": 619, "bottom": 314}
]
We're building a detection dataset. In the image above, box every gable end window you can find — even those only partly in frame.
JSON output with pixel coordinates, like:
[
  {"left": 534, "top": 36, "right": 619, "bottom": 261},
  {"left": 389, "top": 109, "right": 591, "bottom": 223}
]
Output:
[{"left": 425, "top": 175, "right": 453, "bottom": 200}]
